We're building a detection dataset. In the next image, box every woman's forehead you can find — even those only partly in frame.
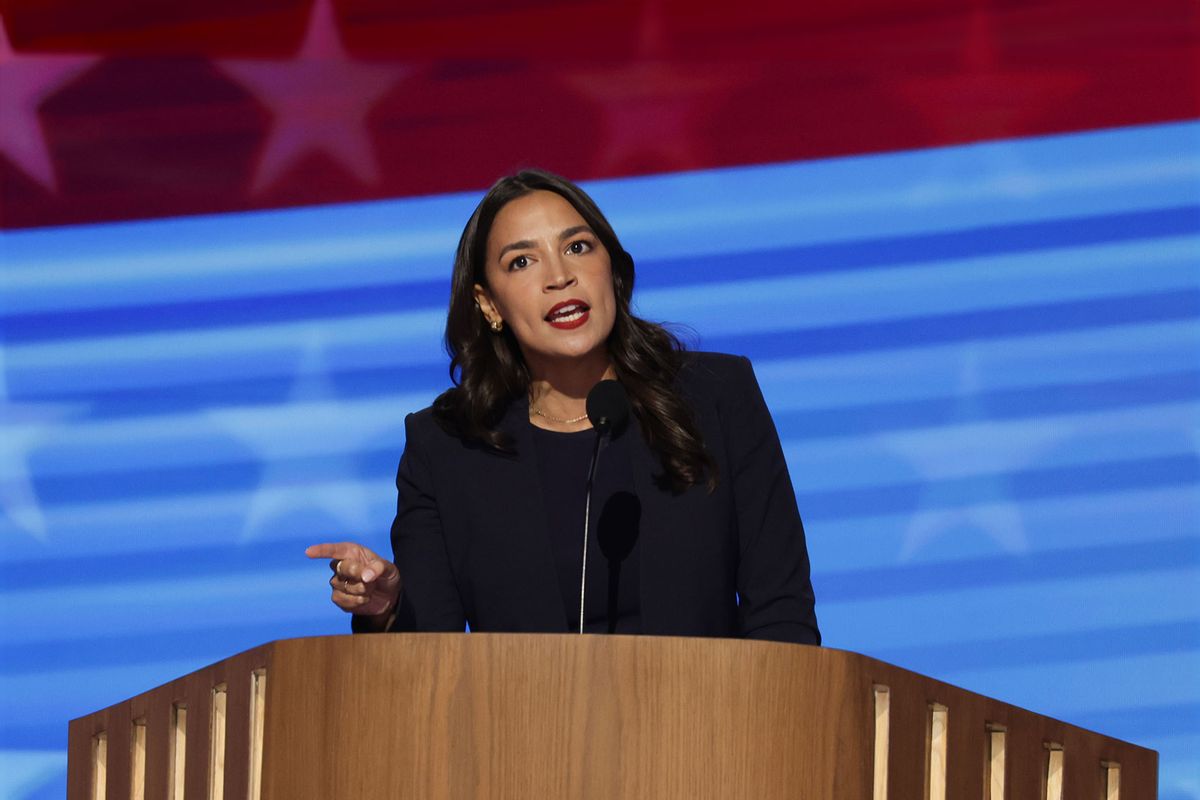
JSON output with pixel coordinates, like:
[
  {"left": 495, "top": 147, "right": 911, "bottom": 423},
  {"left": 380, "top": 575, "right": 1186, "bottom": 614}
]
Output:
[{"left": 489, "top": 191, "right": 589, "bottom": 245}]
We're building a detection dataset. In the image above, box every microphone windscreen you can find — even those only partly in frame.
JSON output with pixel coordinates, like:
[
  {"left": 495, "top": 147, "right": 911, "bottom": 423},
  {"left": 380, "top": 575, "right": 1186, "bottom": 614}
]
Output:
[{"left": 586, "top": 380, "right": 631, "bottom": 433}]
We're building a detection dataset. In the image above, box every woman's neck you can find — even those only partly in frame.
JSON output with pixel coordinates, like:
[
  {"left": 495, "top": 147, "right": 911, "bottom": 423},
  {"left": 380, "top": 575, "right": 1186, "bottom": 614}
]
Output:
[{"left": 527, "top": 352, "right": 615, "bottom": 431}]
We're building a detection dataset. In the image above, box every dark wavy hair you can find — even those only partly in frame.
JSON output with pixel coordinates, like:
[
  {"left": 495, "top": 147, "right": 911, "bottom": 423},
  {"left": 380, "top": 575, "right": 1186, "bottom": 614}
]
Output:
[{"left": 432, "top": 168, "right": 716, "bottom": 492}]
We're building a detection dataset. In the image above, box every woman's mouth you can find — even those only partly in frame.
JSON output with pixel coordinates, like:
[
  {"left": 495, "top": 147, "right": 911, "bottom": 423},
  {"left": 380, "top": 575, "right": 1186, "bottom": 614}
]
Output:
[{"left": 545, "top": 300, "right": 590, "bottom": 330}]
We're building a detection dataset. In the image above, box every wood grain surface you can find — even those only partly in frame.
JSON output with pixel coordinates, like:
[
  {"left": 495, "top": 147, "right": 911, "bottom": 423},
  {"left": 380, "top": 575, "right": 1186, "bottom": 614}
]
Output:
[{"left": 67, "top": 634, "right": 1158, "bottom": 800}]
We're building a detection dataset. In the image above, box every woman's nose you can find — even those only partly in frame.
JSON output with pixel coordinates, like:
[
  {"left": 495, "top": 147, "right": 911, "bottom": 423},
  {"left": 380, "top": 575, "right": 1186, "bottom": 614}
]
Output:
[{"left": 544, "top": 257, "right": 576, "bottom": 290}]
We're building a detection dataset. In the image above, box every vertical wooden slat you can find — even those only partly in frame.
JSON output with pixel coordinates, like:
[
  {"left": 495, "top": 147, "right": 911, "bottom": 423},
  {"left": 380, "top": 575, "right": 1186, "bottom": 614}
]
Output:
[
  {"left": 209, "top": 684, "right": 228, "bottom": 800},
  {"left": 168, "top": 704, "right": 187, "bottom": 800},
  {"left": 873, "top": 685, "right": 890, "bottom": 800},
  {"left": 91, "top": 732, "right": 107, "bottom": 800},
  {"left": 1045, "top": 743, "right": 1064, "bottom": 800},
  {"left": 987, "top": 726, "right": 1007, "bottom": 800},
  {"left": 249, "top": 669, "right": 268, "bottom": 800},
  {"left": 927, "top": 704, "right": 948, "bottom": 800},
  {"left": 1104, "top": 762, "right": 1120, "bottom": 800},
  {"left": 130, "top": 719, "right": 147, "bottom": 800}
]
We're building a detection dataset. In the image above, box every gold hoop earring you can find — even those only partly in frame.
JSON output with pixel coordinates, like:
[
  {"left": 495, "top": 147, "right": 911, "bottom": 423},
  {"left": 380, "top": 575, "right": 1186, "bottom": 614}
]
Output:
[{"left": 489, "top": 319, "right": 503, "bottom": 333}]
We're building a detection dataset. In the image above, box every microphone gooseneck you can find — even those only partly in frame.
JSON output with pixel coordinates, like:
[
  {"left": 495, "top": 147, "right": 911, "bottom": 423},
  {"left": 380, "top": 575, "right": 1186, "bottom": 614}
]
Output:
[{"left": 578, "top": 380, "right": 631, "bottom": 633}]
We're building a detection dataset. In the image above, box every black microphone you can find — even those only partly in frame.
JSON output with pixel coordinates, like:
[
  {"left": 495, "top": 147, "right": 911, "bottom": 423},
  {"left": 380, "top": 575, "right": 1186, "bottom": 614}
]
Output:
[
  {"left": 586, "top": 379, "right": 630, "bottom": 434},
  {"left": 577, "top": 380, "right": 630, "bottom": 633}
]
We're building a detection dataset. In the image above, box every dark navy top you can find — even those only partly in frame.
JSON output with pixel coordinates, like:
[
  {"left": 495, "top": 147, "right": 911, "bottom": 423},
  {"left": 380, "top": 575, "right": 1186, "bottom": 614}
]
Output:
[
  {"left": 530, "top": 422, "right": 643, "bottom": 634},
  {"left": 363, "top": 352, "right": 820, "bottom": 645}
]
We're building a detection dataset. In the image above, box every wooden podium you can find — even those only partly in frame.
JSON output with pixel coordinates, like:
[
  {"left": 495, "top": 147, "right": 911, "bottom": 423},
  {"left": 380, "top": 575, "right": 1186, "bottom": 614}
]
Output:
[{"left": 67, "top": 634, "right": 1156, "bottom": 799}]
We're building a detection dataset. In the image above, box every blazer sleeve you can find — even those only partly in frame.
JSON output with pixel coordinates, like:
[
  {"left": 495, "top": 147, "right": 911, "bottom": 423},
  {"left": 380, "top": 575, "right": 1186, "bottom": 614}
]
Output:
[
  {"left": 352, "top": 412, "right": 466, "bottom": 633},
  {"left": 721, "top": 356, "right": 821, "bottom": 645}
]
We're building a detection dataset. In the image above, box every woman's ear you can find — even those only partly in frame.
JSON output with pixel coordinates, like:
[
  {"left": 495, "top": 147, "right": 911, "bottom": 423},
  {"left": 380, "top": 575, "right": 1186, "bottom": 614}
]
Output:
[{"left": 473, "top": 283, "right": 502, "bottom": 327}]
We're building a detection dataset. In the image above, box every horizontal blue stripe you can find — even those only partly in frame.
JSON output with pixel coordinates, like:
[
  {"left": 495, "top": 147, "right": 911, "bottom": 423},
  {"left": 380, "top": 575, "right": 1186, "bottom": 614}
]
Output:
[
  {"left": 638, "top": 204, "right": 1200, "bottom": 289},
  {"left": 3, "top": 205, "right": 1195, "bottom": 344},
  {"left": 1, "top": 617, "right": 339, "bottom": 677},
  {"left": 1071, "top": 702, "right": 1200, "bottom": 741},
  {"left": 0, "top": 724, "right": 69, "bottom": 751},
  {"left": 16, "top": 362, "right": 449, "bottom": 420},
  {"left": 870, "top": 620, "right": 1199, "bottom": 672},
  {"left": 27, "top": 447, "right": 409, "bottom": 504},
  {"left": 818, "top": 537, "right": 1200, "bottom": 601},
  {"left": 14, "top": 539, "right": 320, "bottom": 594},
  {"left": 799, "top": 454, "right": 1200, "bottom": 521},
  {"left": 1, "top": 188, "right": 478, "bottom": 263},
  {"left": 773, "top": 369, "right": 1200, "bottom": 440},
  {"left": 704, "top": 288, "right": 1200, "bottom": 360},
  {"left": 2, "top": 278, "right": 449, "bottom": 343}
]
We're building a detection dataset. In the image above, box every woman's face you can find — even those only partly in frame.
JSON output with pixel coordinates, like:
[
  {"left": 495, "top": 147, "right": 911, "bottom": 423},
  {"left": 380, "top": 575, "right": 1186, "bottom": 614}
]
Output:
[{"left": 475, "top": 190, "right": 617, "bottom": 374}]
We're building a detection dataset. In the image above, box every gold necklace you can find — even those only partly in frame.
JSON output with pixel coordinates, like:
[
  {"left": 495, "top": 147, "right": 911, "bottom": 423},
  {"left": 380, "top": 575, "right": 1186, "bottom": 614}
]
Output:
[{"left": 530, "top": 407, "right": 589, "bottom": 424}]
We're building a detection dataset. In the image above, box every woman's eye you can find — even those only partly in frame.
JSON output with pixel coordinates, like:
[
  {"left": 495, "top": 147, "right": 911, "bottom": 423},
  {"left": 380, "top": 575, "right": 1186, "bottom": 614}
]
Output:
[
  {"left": 508, "top": 255, "right": 530, "bottom": 271},
  {"left": 566, "top": 240, "right": 592, "bottom": 255}
]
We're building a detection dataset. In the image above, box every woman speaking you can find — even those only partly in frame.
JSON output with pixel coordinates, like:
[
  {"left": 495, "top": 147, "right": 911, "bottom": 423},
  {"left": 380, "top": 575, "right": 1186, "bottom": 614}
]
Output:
[{"left": 307, "top": 169, "right": 820, "bottom": 645}]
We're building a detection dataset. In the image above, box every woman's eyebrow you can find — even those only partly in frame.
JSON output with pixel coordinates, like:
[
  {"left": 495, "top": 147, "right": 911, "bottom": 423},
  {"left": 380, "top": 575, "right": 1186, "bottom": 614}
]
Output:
[
  {"left": 496, "top": 239, "right": 535, "bottom": 261},
  {"left": 558, "top": 225, "right": 592, "bottom": 241}
]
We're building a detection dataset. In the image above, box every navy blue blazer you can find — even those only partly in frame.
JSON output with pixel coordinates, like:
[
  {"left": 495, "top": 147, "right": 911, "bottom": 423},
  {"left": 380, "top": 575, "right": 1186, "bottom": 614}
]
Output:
[{"left": 364, "top": 351, "right": 820, "bottom": 645}]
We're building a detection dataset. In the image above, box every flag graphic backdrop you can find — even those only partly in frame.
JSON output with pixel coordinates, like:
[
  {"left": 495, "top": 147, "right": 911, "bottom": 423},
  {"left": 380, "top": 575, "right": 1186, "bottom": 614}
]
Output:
[{"left": 1, "top": 1, "right": 1198, "bottom": 798}]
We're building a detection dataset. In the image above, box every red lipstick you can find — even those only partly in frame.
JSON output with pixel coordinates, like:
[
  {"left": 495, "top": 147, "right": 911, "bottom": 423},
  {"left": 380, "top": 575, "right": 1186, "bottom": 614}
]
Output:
[{"left": 545, "top": 299, "right": 590, "bottom": 330}]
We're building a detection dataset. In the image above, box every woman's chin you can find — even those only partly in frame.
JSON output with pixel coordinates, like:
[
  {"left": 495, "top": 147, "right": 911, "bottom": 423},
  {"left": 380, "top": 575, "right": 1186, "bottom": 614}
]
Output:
[{"left": 526, "top": 339, "right": 609, "bottom": 369}]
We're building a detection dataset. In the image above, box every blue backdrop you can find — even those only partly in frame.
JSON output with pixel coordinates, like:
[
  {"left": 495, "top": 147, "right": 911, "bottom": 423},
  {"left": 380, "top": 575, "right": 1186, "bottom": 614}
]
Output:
[{"left": 2, "top": 119, "right": 1198, "bottom": 798}]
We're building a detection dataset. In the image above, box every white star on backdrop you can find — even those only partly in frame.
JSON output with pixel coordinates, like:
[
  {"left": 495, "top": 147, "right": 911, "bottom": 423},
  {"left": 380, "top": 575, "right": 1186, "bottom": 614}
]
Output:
[
  {"left": 877, "top": 349, "right": 1072, "bottom": 560},
  {"left": 216, "top": 0, "right": 411, "bottom": 193},
  {"left": 0, "top": 345, "right": 82, "bottom": 540},
  {"left": 561, "top": 61, "right": 752, "bottom": 175},
  {"left": 205, "top": 330, "right": 405, "bottom": 542},
  {"left": 0, "top": 15, "right": 99, "bottom": 191},
  {"left": 559, "top": 0, "right": 754, "bottom": 174}
]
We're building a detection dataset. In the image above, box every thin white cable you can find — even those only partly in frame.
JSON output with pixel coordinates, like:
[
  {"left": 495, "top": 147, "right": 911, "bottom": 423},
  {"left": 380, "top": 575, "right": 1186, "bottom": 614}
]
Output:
[
  {"left": 579, "top": 432, "right": 604, "bottom": 634},
  {"left": 579, "top": 488, "right": 591, "bottom": 635}
]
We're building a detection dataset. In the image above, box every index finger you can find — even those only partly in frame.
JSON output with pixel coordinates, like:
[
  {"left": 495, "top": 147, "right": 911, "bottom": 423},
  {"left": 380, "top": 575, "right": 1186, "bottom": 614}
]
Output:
[{"left": 305, "top": 542, "right": 361, "bottom": 561}]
